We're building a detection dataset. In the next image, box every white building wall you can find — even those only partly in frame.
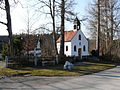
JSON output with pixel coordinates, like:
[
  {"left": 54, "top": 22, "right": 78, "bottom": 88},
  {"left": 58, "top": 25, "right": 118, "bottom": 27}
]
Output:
[
  {"left": 80, "top": 31, "right": 89, "bottom": 56},
  {"left": 57, "top": 30, "right": 89, "bottom": 57},
  {"left": 71, "top": 30, "right": 88, "bottom": 57},
  {"left": 64, "top": 42, "right": 71, "bottom": 56},
  {"left": 57, "top": 42, "right": 72, "bottom": 56}
]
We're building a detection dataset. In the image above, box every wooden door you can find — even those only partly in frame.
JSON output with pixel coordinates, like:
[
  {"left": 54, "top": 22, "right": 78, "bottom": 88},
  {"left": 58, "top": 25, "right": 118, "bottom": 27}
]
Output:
[{"left": 78, "top": 48, "right": 81, "bottom": 58}]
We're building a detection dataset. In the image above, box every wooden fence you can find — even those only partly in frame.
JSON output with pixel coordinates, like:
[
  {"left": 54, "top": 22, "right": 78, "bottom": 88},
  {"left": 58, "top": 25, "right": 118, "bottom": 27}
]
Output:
[{"left": 7, "top": 56, "right": 59, "bottom": 68}]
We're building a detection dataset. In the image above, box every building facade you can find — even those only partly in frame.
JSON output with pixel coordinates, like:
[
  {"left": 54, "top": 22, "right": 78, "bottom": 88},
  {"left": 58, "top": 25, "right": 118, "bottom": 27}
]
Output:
[{"left": 57, "top": 17, "right": 89, "bottom": 57}]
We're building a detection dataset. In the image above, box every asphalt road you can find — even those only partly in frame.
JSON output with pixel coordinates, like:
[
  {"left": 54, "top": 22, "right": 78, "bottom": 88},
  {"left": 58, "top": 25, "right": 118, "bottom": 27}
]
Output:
[{"left": 0, "top": 66, "right": 120, "bottom": 90}]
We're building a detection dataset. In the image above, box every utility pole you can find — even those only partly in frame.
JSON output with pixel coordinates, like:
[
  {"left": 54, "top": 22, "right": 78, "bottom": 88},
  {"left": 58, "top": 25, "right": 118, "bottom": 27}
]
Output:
[{"left": 96, "top": 0, "right": 100, "bottom": 56}]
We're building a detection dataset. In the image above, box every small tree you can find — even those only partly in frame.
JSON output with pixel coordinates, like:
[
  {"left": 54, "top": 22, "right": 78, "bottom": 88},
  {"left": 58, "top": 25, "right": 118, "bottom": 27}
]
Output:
[
  {"left": 13, "top": 36, "right": 24, "bottom": 56},
  {"left": 1, "top": 44, "right": 10, "bottom": 60}
]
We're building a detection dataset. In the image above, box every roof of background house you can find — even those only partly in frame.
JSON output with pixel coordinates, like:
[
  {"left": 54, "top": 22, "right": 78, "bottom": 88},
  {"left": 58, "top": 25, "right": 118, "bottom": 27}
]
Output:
[
  {"left": 56, "top": 30, "right": 77, "bottom": 43},
  {"left": 0, "top": 36, "right": 9, "bottom": 43}
]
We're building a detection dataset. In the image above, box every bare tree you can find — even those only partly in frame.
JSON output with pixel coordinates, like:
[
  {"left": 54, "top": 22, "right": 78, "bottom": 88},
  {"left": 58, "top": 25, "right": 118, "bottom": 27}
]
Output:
[
  {"left": 87, "top": 0, "right": 120, "bottom": 58},
  {"left": 59, "top": 0, "right": 65, "bottom": 56},
  {"left": 32, "top": 0, "right": 58, "bottom": 55},
  {"left": 22, "top": 6, "right": 40, "bottom": 57},
  {"left": 57, "top": 0, "right": 75, "bottom": 56},
  {"left": 0, "top": 0, "right": 14, "bottom": 57},
  {"left": 96, "top": 0, "right": 100, "bottom": 56},
  {"left": 29, "top": 0, "right": 76, "bottom": 56}
]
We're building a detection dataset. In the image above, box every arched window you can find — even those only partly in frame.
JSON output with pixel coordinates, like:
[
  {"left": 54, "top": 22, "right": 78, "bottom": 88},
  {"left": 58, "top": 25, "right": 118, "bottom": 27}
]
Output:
[
  {"left": 79, "top": 34, "right": 81, "bottom": 40},
  {"left": 83, "top": 45, "right": 86, "bottom": 52},
  {"left": 74, "top": 25, "right": 77, "bottom": 29},
  {"left": 74, "top": 45, "right": 76, "bottom": 52},
  {"left": 66, "top": 46, "right": 68, "bottom": 51}
]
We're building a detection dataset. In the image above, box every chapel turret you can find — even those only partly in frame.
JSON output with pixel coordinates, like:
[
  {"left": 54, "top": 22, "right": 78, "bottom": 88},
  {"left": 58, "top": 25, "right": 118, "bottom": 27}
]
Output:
[{"left": 73, "top": 17, "right": 81, "bottom": 30}]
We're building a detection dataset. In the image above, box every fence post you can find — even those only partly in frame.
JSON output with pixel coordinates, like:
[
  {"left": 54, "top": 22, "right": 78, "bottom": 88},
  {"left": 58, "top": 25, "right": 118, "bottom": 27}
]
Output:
[
  {"left": 34, "top": 56, "right": 37, "bottom": 66},
  {"left": 5, "top": 56, "right": 8, "bottom": 68},
  {"left": 56, "top": 55, "right": 59, "bottom": 64}
]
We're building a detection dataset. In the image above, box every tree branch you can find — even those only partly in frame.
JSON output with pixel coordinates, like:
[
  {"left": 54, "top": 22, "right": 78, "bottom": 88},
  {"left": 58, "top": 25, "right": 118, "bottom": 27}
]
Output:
[
  {"left": 0, "top": 21, "right": 7, "bottom": 25},
  {"left": 0, "top": 6, "right": 5, "bottom": 10}
]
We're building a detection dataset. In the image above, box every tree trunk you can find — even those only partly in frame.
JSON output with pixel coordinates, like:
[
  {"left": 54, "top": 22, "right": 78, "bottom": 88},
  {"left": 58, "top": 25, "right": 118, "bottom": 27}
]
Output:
[
  {"left": 105, "top": 0, "right": 109, "bottom": 54},
  {"left": 60, "top": 0, "right": 65, "bottom": 56},
  {"left": 48, "top": 0, "right": 58, "bottom": 55},
  {"left": 110, "top": 1, "right": 114, "bottom": 55},
  {"left": 5, "top": 0, "right": 14, "bottom": 57},
  {"left": 96, "top": 0, "right": 100, "bottom": 56},
  {"left": 110, "top": 1, "right": 114, "bottom": 41},
  {"left": 52, "top": 0, "right": 58, "bottom": 55}
]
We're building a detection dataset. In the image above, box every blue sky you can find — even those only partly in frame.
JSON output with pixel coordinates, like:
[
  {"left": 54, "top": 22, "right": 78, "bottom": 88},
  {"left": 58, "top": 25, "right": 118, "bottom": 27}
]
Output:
[
  {"left": 0, "top": 0, "right": 93, "bottom": 36},
  {"left": 66, "top": 0, "right": 93, "bottom": 37},
  {"left": 75, "top": 0, "right": 92, "bottom": 16}
]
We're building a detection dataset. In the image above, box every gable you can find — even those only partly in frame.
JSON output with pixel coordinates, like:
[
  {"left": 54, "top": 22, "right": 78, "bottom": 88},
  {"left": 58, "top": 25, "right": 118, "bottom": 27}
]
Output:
[{"left": 72, "top": 30, "right": 88, "bottom": 42}]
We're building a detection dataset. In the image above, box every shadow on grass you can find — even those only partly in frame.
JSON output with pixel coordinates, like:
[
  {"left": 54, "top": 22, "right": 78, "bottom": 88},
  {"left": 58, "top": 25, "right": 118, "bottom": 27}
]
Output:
[{"left": 1, "top": 62, "right": 116, "bottom": 77}]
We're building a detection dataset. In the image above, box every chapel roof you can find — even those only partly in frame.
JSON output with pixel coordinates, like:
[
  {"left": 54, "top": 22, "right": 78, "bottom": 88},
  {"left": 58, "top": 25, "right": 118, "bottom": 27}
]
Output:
[{"left": 56, "top": 30, "right": 77, "bottom": 43}]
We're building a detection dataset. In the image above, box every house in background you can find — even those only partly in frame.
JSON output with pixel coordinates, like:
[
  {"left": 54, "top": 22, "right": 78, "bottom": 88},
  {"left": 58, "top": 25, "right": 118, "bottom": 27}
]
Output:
[{"left": 56, "top": 17, "right": 89, "bottom": 58}]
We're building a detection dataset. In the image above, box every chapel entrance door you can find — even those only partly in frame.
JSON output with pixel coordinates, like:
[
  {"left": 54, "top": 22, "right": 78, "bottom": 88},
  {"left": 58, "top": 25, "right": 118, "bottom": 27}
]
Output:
[{"left": 78, "top": 48, "right": 81, "bottom": 58}]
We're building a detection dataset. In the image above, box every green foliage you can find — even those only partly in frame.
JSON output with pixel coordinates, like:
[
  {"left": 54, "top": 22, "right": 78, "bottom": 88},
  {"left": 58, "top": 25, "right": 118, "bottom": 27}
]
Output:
[
  {"left": 1, "top": 44, "right": 10, "bottom": 60},
  {"left": 91, "top": 50, "right": 98, "bottom": 57},
  {"left": 13, "top": 36, "right": 23, "bottom": 56},
  {"left": 1, "top": 35, "right": 24, "bottom": 59}
]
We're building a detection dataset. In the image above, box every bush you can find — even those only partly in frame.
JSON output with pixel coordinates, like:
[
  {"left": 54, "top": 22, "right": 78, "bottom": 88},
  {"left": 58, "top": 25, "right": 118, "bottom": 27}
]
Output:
[
  {"left": 99, "top": 54, "right": 120, "bottom": 63},
  {"left": 91, "top": 50, "right": 98, "bottom": 57},
  {"left": 1, "top": 44, "right": 10, "bottom": 60}
]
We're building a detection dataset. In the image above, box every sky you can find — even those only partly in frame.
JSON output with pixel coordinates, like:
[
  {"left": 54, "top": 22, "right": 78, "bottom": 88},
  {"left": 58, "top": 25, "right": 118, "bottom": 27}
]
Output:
[{"left": 0, "top": 0, "right": 93, "bottom": 37}]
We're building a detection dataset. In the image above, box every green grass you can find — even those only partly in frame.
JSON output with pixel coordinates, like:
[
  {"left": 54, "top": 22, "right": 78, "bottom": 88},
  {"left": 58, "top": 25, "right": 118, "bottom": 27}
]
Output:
[
  {"left": 0, "top": 66, "right": 30, "bottom": 76},
  {"left": 0, "top": 62, "right": 116, "bottom": 77},
  {"left": 74, "top": 62, "right": 116, "bottom": 74}
]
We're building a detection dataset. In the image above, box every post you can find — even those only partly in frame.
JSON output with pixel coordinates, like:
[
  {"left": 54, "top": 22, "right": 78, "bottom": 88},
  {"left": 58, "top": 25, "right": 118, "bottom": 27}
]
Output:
[
  {"left": 5, "top": 56, "right": 8, "bottom": 68},
  {"left": 56, "top": 55, "right": 59, "bottom": 64},
  {"left": 34, "top": 48, "right": 37, "bottom": 66}
]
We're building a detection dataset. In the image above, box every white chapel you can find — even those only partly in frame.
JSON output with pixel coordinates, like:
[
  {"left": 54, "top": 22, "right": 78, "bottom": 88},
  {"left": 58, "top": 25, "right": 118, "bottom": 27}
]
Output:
[{"left": 56, "top": 17, "right": 89, "bottom": 57}]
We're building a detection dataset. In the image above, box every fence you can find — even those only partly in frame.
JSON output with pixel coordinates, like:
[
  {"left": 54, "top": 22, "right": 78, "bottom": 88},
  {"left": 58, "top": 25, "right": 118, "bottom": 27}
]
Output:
[
  {"left": 6, "top": 55, "right": 82, "bottom": 68},
  {"left": 7, "top": 56, "right": 59, "bottom": 68}
]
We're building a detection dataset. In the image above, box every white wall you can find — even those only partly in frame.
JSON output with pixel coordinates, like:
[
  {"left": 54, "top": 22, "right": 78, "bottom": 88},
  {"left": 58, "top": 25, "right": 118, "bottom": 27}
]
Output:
[
  {"left": 71, "top": 30, "right": 88, "bottom": 57},
  {"left": 81, "top": 31, "right": 89, "bottom": 56},
  {"left": 57, "top": 42, "right": 72, "bottom": 56},
  {"left": 64, "top": 42, "right": 71, "bottom": 56},
  {"left": 57, "top": 30, "right": 89, "bottom": 57}
]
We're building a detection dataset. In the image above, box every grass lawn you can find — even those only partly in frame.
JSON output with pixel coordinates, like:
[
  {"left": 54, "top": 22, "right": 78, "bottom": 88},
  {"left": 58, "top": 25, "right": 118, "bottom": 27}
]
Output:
[{"left": 0, "top": 62, "right": 116, "bottom": 77}]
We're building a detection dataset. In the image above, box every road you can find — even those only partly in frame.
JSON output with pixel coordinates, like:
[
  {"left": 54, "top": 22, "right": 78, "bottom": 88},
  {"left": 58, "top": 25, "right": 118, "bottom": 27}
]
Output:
[{"left": 0, "top": 66, "right": 120, "bottom": 90}]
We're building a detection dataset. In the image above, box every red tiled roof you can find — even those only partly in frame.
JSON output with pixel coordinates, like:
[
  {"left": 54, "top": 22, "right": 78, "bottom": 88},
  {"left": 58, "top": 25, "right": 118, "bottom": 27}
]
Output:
[{"left": 56, "top": 30, "right": 77, "bottom": 43}]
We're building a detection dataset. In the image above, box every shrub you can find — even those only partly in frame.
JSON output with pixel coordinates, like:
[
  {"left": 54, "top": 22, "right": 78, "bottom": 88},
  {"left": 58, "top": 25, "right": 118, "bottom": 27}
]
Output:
[
  {"left": 91, "top": 50, "right": 98, "bottom": 57},
  {"left": 1, "top": 44, "right": 10, "bottom": 60}
]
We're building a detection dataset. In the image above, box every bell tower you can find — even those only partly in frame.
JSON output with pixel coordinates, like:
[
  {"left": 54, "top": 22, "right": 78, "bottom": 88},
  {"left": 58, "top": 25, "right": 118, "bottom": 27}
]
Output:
[{"left": 73, "top": 17, "right": 81, "bottom": 31}]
